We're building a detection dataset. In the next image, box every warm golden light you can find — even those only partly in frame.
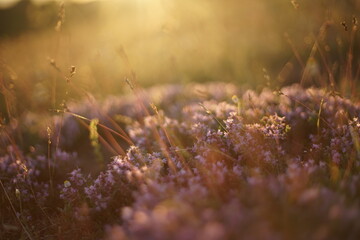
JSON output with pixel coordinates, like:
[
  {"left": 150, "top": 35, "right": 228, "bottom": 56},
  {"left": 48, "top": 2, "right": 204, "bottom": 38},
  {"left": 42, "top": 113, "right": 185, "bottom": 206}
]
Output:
[
  {"left": 0, "top": 0, "right": 19, "bottom": 8},
  {"left": 0, "top": 0, "right": 359, "bottom": 94},
  {"left": 1, "top": 1, "right": 360, "bottom": 239}
]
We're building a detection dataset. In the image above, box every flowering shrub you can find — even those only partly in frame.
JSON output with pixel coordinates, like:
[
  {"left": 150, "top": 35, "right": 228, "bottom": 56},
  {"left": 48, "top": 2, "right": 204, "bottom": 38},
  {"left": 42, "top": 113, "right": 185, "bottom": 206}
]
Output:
[{"left": 1, "top": 83, "right": 360, "bottom": 239}]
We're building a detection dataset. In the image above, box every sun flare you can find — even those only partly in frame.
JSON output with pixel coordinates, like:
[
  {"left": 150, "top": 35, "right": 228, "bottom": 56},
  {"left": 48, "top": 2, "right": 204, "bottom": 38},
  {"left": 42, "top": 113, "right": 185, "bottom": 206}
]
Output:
[{"left": 1, "top": 0, "right": 360, "bottom": 239}]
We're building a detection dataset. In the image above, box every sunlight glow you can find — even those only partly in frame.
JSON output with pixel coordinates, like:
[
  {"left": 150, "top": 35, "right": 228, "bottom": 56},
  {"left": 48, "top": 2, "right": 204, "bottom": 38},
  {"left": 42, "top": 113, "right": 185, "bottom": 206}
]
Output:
[
  {"left": 1, "top": 1, "right": 360, "bottom": 237},
  {"left": 0, "top": 0, "right": 19, "bottom": 8}
]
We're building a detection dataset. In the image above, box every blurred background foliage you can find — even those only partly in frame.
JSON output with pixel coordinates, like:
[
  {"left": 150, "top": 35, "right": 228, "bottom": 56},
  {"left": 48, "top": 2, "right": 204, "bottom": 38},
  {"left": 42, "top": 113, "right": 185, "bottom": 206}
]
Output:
[{"left": 0, "top": 0, "right": 359, "bottom": 115}]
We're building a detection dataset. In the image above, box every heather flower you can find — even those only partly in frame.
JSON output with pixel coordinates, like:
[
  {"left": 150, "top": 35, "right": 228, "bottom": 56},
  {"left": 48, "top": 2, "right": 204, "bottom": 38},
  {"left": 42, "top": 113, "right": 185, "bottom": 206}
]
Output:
[{"left": 2, "top": 82, "right": 360, "bottom": 239}]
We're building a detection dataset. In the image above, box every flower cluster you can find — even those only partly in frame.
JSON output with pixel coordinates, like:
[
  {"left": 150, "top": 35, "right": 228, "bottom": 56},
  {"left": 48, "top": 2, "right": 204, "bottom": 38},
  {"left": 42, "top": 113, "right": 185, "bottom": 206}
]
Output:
[{"left": 1, "top": 83, "right": 360, "bottom": 239}]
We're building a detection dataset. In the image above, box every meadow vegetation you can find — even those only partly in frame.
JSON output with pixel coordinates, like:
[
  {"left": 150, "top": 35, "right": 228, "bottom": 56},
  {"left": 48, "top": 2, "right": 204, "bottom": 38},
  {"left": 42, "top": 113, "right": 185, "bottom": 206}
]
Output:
[{"left": 0, "top": 0, "right": 360, "bottom": 239}]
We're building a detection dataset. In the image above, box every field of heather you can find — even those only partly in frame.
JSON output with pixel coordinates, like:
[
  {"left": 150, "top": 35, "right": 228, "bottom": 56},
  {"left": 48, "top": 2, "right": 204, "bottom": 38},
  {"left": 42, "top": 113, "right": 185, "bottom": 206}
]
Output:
[{"left": 1, "top": 1, "right": 360, "bottom": 239}]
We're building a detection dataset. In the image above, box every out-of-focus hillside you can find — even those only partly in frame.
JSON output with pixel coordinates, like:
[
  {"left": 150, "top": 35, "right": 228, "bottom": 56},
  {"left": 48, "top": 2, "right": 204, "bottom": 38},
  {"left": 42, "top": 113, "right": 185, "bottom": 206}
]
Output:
[{"left": 0, "top": 0, "right": 359, "bottom": 113}]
